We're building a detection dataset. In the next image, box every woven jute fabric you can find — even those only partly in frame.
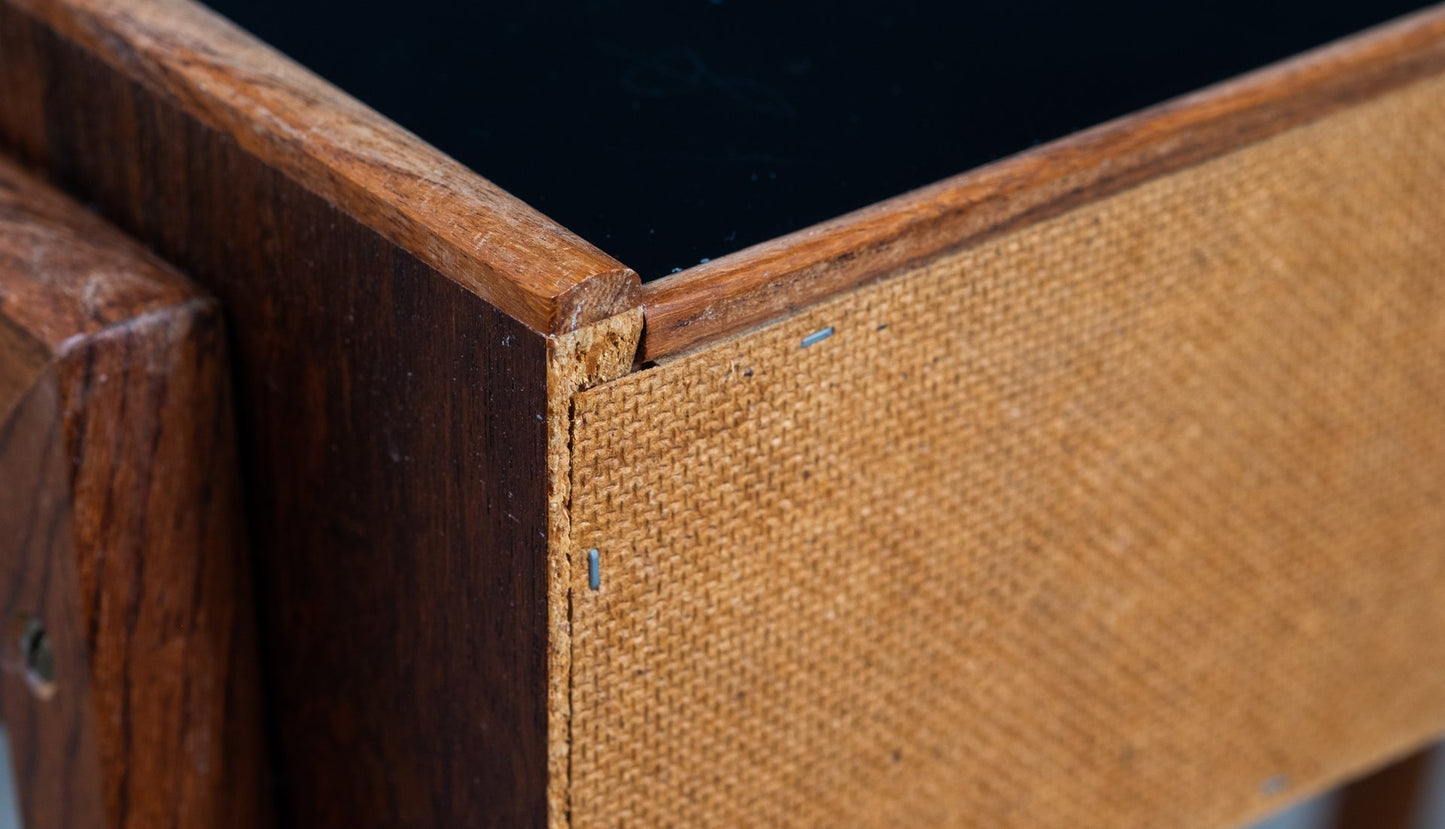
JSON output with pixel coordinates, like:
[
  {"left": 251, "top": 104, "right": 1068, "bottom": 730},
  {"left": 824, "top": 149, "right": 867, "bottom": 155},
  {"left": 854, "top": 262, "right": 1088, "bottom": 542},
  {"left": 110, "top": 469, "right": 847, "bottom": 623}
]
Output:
[{"left": 565, "top": 73, "right": 1445, "bottom": 827}]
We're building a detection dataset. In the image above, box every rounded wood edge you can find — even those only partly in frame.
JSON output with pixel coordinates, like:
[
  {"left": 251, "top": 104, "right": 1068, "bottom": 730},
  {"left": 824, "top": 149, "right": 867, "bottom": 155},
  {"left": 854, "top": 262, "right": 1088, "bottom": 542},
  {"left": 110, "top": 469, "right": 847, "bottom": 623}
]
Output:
[
  {"left": 11, "top": 0, "right": 639, "bottom": 333},
  {"left": 553, "top": 267, "right": 645, "bottom": 334},
  {"left": 639, "top": 3, "right": 1445, "bottom": 362},
  {"left": 0, "top": 154, "right": 207, "bottom": 351}
]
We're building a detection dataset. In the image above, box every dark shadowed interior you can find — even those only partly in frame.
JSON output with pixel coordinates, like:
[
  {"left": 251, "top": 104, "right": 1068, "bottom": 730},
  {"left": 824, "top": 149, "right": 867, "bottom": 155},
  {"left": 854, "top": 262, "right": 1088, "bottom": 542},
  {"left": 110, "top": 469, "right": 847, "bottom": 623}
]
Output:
[{"left": 203, "top": 0, "right": 1429, "bottom": 279}]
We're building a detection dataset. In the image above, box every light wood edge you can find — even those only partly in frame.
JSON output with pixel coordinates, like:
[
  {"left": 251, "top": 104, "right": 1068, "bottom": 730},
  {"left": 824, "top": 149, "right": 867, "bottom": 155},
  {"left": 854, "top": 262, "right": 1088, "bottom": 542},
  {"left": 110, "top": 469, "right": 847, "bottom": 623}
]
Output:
[
  {"left": 14, "top": 0, "right": 640, "bottom": 334},
  {"left": 639, "top": 4, "right": 1445, "bottom": 362},
  {"left": 542, "top": 309, "right": 645, "bottom": 829}
]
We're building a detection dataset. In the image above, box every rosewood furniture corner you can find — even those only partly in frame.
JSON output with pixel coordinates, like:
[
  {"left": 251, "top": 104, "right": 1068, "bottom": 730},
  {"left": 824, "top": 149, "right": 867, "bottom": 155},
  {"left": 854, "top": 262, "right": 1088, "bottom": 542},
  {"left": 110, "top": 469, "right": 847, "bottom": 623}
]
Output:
[{"left": 4, "top": 0, "right": 1445, "bottom": 825}]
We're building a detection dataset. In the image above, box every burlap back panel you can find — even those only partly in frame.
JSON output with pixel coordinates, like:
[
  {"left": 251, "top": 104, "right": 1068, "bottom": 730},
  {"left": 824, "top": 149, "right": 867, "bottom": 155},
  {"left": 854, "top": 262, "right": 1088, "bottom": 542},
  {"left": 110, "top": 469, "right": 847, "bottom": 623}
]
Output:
[{"left": 565, "top": 75, "right": 1445, "bottom": 827}]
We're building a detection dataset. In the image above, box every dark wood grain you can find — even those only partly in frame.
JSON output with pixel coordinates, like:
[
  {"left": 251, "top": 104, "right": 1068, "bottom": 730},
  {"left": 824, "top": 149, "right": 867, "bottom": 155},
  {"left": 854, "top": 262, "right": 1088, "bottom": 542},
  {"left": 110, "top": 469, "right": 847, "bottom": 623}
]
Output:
[
  {"left": 0, "top": 364, "right": 108, "bottom": 829},
  {"left": 0, "top": 314, "right": 48, "bottom": 415},
  {"left": 1332, "top": 745, "right": 1437, "bottom": 829},
  {"left": 0, "top": 155, "right": 269, "bottom": 827},
  {"left": 0, "top": 5, "right": 557, "bottom": 823},
  {"left": 2, "top": 0, "right": 639, "bottom": 335},
  {"left": 12, "top": 0, "right": 1442, "bottom": 824},
  {"left": 639, "top": 4, "right": 1445, "bottom": 361}
]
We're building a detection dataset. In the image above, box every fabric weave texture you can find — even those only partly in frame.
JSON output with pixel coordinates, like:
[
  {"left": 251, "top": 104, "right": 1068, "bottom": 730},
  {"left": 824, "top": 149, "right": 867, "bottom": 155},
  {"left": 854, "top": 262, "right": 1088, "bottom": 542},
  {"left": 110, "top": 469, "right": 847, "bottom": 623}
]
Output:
[{"left": 566, "top": 74, "right": 1445, "bottom": 827}]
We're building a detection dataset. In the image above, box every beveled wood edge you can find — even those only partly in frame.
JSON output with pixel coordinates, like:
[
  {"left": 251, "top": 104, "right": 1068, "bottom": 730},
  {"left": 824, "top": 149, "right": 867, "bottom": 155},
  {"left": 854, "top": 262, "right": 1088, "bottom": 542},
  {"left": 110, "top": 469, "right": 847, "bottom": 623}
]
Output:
[
  {"left": 12, "top": 0, "right": 640, "bottom": 334},
  {"left": 0, "top": 145, "right": 196, "bottom": 440},
  {"left": 639, "top": 3, "right": 1445, "bottom": 362},
  {"left": 0, "top": 153, "right": 203, "bottom": 351}
]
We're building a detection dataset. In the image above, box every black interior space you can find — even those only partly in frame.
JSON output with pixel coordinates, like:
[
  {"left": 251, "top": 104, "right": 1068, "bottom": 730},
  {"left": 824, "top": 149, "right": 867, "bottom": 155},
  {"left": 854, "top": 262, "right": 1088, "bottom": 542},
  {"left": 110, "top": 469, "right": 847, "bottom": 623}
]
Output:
[{"left": 203, "top": 0, "right": 1430, "bottom": 279}]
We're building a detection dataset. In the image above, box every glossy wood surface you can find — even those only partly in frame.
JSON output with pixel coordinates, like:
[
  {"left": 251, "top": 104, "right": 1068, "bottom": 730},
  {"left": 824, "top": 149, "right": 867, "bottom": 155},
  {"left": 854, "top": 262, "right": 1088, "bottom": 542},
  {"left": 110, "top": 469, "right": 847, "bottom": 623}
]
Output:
[
  {"left": 7, "top": 0, "right": 1445, "bottom": 825},
  {"left": 0, "top": 155, "right": 268, "bottom": 828},
  {"left": 0, "top": 5, "right": 556, "bottom": 822}
]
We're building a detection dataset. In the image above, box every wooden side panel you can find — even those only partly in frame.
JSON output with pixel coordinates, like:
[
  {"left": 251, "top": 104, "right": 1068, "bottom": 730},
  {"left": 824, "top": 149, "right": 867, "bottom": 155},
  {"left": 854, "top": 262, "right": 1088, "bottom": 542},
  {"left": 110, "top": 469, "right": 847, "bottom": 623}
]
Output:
[
  {"left": 1332, "top": 746, "right": 1437, "bottom": 828},
  {"left": 59, "top": 305, "right": 268, "bottom": 828},
  {"left": 567, "top": 73, "right": 1445, "bottom": 827},
  {"left": 0, "top": 370, "right": 107, "bottom": 829},
  {"left": 0, "top": 155, "right": 269, "bottom": 827},
  {"left": 0, "top": 8, "right": 555, "bottom": 824}
]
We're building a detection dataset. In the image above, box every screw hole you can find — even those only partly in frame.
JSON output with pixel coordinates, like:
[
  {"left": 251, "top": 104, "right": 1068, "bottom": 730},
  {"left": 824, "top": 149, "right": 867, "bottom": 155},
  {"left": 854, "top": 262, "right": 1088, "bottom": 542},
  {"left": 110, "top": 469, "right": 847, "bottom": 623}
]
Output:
[{"left": 15, "top": 616, "right": 55, "bottom": 700}]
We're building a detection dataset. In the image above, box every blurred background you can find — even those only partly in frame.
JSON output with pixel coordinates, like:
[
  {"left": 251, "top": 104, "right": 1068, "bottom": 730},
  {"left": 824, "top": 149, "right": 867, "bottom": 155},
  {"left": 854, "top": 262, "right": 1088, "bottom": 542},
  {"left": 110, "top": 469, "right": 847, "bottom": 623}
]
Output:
[{"left": 1, "top": 731, "right": 1441, "bottom": 826}]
